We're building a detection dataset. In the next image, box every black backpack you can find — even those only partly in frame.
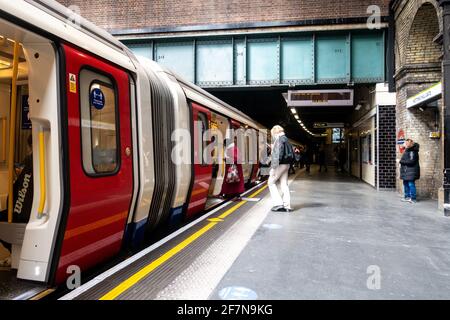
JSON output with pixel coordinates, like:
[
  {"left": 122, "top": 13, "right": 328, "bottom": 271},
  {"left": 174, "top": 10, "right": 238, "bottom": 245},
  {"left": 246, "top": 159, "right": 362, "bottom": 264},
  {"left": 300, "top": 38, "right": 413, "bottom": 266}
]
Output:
[
  {"left": 281, "top": 139, "right": 295, "bottom": 164},
  {"left": 12, "top": 155, "right": 33, "bottom": 223}
]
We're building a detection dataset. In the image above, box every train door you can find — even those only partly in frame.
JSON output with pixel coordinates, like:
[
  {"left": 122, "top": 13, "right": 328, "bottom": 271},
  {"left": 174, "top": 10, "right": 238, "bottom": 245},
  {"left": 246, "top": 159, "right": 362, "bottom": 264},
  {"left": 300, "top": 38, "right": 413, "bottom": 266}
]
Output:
[
  {"left": 205, "top": 112, "right": 229, "bottom": 209},
  {"left": 0, "top": 19, "right": 68, "bottom": 287},
  {"left": 231, "top": 120, "right": 252, "bottom": 184},
  {"left": 186, "top": 102, "right": 212, "bottom": 219},
  {"left": 248, "top": 128, "right": 260, "bottom": 185},
  {"left": 55, "top": 45, "right": 133, "bottom": 282}
]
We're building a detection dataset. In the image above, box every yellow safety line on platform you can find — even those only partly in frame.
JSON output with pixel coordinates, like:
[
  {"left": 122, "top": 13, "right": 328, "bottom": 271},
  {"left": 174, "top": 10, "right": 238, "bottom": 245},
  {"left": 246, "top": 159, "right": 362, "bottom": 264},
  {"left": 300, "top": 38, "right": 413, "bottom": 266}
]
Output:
[
  {"left": 99, "top": 184, "right": 268, "bottom": 300},
  {"left": 29, "top": 288, "right": 56, "bottom": 301},
  {"left": 100, "top": 222, "right": 218, "bottom": 300},
  {"left": 218, "top": 185, "right": 267, "bottom": 220}
]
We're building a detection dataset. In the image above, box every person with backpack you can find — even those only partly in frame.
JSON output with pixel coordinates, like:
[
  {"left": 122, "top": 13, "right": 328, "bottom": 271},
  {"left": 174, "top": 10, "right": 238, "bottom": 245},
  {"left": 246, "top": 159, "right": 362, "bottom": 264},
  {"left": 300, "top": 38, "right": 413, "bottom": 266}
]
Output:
[
  {"left": 0, "top": 134, "right": 34, "bottom": 223},
  {"left": 268, "top": 125, "right": 294, "bottom": 212},
  {"left": 0, "top": 134, "right": 33, "bottom": 267}
]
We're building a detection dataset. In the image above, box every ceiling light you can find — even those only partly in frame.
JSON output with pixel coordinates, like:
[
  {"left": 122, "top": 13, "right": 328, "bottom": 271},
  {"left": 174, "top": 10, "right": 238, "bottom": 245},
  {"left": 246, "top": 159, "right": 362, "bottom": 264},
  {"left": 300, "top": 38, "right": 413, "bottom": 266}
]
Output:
[
  {"left": 291, "top": 108, "right": 297, "bottom": 114},
  {"left": 294, "top": 115, "right": 299, "bottom": 120}
]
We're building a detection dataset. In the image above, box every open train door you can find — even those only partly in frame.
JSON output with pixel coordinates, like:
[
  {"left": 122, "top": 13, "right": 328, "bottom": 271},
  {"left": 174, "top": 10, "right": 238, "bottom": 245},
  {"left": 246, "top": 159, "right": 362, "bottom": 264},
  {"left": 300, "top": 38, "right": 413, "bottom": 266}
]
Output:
[
  {"left": 186, "top": 102, "right": 213, "bottom": 219},
  {"left": 54, "top": 45, "right": 134, "bottom": 283}
]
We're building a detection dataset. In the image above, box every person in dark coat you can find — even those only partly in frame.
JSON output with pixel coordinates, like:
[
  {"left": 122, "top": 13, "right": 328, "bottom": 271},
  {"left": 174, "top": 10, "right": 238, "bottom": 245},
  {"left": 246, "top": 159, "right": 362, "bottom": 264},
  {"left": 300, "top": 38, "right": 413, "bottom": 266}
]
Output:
[
  {"left": 400, "top": 139, "right": 420, "bottom": 203},
  {"left": 0, "top": 134, "right": 33, "bottom": 223},
  {"left": 299, "top": 146, "right": 305, "bottom": 169},
  {"left": 338, "top": 145, "right": 347, "bottom": 172},
  {"left": 304, "top": 145, "right": 312, "bottom": 173},
  {"left": 294, "top": 147, "right": 301, "bottom": 168},
  {"left": 318, "top": 146, "right": 327, "bottom": 172},
  {"left": 0, "top": 135, "right": 33, "bottom": 267}
]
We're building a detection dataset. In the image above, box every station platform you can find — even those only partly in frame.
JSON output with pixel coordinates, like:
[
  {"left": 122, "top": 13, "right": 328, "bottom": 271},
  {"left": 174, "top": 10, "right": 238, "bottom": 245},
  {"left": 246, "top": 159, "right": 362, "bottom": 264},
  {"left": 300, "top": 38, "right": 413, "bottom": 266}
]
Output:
[{"left": 60, "top": 166, "right": 450, "bottom": 300}]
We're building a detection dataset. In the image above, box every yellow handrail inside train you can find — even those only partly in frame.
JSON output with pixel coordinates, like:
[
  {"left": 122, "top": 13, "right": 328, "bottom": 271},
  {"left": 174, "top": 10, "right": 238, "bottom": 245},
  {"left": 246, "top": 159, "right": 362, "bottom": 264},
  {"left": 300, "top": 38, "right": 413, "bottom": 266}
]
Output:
[
  {"left": 1, "top": 117, "right": 6, "bottom": 162},
  {"left": 7, "top": 41, "right": 20, "bottom": 223},
  {"left": 37, "top": 129, "right": 46, "bottom": 218}
]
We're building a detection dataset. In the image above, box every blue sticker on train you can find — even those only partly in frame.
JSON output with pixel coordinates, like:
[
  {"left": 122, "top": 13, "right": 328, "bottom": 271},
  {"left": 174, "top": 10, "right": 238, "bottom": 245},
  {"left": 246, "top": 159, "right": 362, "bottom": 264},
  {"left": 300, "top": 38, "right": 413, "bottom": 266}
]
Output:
[{"left": 90, "top": 88, "right": 105, "bottom": 110}]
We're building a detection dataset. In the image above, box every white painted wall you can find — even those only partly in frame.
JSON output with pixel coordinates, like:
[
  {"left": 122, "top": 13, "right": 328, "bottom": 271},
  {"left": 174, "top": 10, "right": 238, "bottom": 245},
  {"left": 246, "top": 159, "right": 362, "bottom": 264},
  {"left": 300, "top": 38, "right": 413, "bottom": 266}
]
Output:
[{"left": 360, "top": 117, "right": 376, "bottom": 187}]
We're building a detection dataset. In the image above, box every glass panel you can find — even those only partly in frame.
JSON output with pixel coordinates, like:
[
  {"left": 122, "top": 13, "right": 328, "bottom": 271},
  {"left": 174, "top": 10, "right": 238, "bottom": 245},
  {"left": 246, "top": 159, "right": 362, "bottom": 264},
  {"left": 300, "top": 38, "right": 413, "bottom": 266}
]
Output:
[
  {"left": 197, "top": 112, "right": 208, "bottom": 165},
  {"left": 90, "top": 82, "right": 117, "bottom": 173},
  {"left": 80, "top": 69, "right": 118, "bottom": 175}
]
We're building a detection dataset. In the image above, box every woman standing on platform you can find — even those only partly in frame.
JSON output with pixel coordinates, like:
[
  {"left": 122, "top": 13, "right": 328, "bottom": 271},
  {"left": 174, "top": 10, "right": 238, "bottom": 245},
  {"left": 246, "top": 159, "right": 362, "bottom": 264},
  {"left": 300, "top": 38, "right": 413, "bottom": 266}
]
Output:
[
  {"left": 221, "top": 136, "right": 245, "bottom": 200},
  {"left": 268, "top": 125, "right": 293, "bottom": 212}
]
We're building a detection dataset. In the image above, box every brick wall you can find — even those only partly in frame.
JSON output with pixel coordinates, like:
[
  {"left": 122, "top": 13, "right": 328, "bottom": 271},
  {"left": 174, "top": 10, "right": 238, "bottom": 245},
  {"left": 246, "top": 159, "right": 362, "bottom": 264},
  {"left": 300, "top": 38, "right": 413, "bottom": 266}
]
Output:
[
  {"left": 405, "top": 3, "right": 441, "bottom": 65},
  {"left": 393, "top": 0, "right": 442, "bottom": 72},
  {"left": 378, "top": 105, "right": 397, "bottom": 189},
  {"left": 394, "top": 0, "right": 443, "bottom": 200},
  {"left": 56, "top": 0, "right": 389, "bottom": 33}
]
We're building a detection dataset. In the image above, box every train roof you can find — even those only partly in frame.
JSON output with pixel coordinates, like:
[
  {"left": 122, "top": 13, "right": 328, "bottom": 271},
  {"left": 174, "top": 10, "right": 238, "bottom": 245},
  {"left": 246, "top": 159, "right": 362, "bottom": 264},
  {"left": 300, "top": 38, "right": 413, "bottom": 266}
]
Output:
[
  {"left": 3, "top": 0, "right": 136, "bottom": 71},
  {"left": 177, "top": 76, "right": 266, "bottom": 131},
  {"left": 141, "top": 59, "right": 265, "bottom": 131}
]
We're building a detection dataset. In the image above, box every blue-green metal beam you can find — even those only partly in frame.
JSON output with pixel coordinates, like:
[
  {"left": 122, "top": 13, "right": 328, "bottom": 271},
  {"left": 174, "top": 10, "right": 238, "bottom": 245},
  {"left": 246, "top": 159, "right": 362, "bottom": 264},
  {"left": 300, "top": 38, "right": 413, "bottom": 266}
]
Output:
[{"left": 125, "top": 30, "right": 386, "bottom": 88}]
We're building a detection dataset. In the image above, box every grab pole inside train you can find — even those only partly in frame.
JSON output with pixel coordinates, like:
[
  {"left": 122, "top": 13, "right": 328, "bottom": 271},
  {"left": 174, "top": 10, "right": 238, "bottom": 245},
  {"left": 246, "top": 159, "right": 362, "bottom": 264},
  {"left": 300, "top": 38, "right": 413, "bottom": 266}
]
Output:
[
  {"left": 7, "top": 40, "right": 20, "bottom": 223},
  {"left": 37, "top": 127, "right": 46, "bottom": 219},
  {"left": 1, "top": 117, "right": 6, "bottom": 162}
]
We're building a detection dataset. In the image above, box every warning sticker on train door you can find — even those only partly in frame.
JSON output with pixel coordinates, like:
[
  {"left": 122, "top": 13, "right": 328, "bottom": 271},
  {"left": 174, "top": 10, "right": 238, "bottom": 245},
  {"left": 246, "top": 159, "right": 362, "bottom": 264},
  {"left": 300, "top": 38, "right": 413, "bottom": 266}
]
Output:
[{"left": 69, "top": 73, "right": 77, "bottom": 93}]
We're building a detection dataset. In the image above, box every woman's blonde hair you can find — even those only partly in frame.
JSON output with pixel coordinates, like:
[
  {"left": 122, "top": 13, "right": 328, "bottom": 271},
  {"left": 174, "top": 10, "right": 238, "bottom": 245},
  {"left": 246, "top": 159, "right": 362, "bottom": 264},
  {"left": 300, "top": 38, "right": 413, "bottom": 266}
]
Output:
[{"left": 271, "top": 125, "right": 284, "bottom": 136}]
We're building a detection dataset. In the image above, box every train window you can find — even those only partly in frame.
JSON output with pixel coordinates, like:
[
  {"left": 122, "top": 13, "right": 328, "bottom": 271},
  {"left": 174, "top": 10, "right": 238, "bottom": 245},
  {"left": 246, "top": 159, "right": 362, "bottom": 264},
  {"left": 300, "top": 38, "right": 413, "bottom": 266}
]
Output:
[
  {"left": 197, "top": 112, "right": 209, "bottom": 165},
  {"left": 80, "top": 69, "right": 119, "bottom": 175}
]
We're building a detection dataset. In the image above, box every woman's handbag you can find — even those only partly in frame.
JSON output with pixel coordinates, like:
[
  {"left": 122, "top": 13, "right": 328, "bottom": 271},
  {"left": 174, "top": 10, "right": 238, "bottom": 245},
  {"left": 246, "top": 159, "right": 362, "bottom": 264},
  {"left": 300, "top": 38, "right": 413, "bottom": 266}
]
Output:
[{"left": 226, "top": 164, "right": 240, "bottom": 184}]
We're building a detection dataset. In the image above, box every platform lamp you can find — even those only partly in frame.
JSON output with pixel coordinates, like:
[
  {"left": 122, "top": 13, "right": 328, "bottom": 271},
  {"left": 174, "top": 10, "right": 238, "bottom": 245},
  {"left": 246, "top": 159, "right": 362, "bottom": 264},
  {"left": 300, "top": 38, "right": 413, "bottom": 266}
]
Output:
[{"left": 439, "top": 0, "right": 450, "bottom": 216}]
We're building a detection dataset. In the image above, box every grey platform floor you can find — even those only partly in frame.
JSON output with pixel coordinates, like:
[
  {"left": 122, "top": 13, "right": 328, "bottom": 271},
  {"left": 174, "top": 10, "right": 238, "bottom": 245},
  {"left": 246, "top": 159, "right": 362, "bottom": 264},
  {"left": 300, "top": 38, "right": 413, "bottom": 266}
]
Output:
[{"left": 210, "top": 166, "right": 450, "bottom": 300}]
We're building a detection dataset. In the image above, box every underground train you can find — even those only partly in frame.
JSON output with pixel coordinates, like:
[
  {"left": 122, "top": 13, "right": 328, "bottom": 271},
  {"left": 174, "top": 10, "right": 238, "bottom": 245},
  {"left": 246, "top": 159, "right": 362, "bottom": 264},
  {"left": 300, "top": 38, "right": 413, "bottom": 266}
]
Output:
[{"left": 0, "top": 0, "right": 270, "bottom": 287}]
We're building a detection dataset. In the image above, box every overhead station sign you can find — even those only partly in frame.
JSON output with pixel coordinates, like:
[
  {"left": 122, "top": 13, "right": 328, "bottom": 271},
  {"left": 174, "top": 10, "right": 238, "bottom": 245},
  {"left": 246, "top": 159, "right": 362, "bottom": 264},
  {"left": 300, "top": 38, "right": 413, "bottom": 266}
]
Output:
[
  {"left": 287, "top": 89, "right": 354, "bottom": 107},
  {"left": 313, "top": 122, "right": 344, "bottom": 128},
  {"left": 406, "top": 82, "right": 441, "bottom": 109}
]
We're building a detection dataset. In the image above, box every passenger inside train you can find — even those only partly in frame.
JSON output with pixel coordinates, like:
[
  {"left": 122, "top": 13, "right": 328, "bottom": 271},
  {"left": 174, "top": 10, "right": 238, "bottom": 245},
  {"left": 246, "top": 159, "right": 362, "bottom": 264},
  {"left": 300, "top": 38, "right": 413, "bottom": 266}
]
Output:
[{"left": 0, "top": 35, "right": 33, "bottom": 268}]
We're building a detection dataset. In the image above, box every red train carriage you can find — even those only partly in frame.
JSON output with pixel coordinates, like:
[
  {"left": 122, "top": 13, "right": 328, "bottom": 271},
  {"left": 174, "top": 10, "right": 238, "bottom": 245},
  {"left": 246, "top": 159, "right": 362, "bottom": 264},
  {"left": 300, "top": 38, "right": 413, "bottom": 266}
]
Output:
[{"left": 0, "top": 0, "right": 265, "bottom": 294}]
